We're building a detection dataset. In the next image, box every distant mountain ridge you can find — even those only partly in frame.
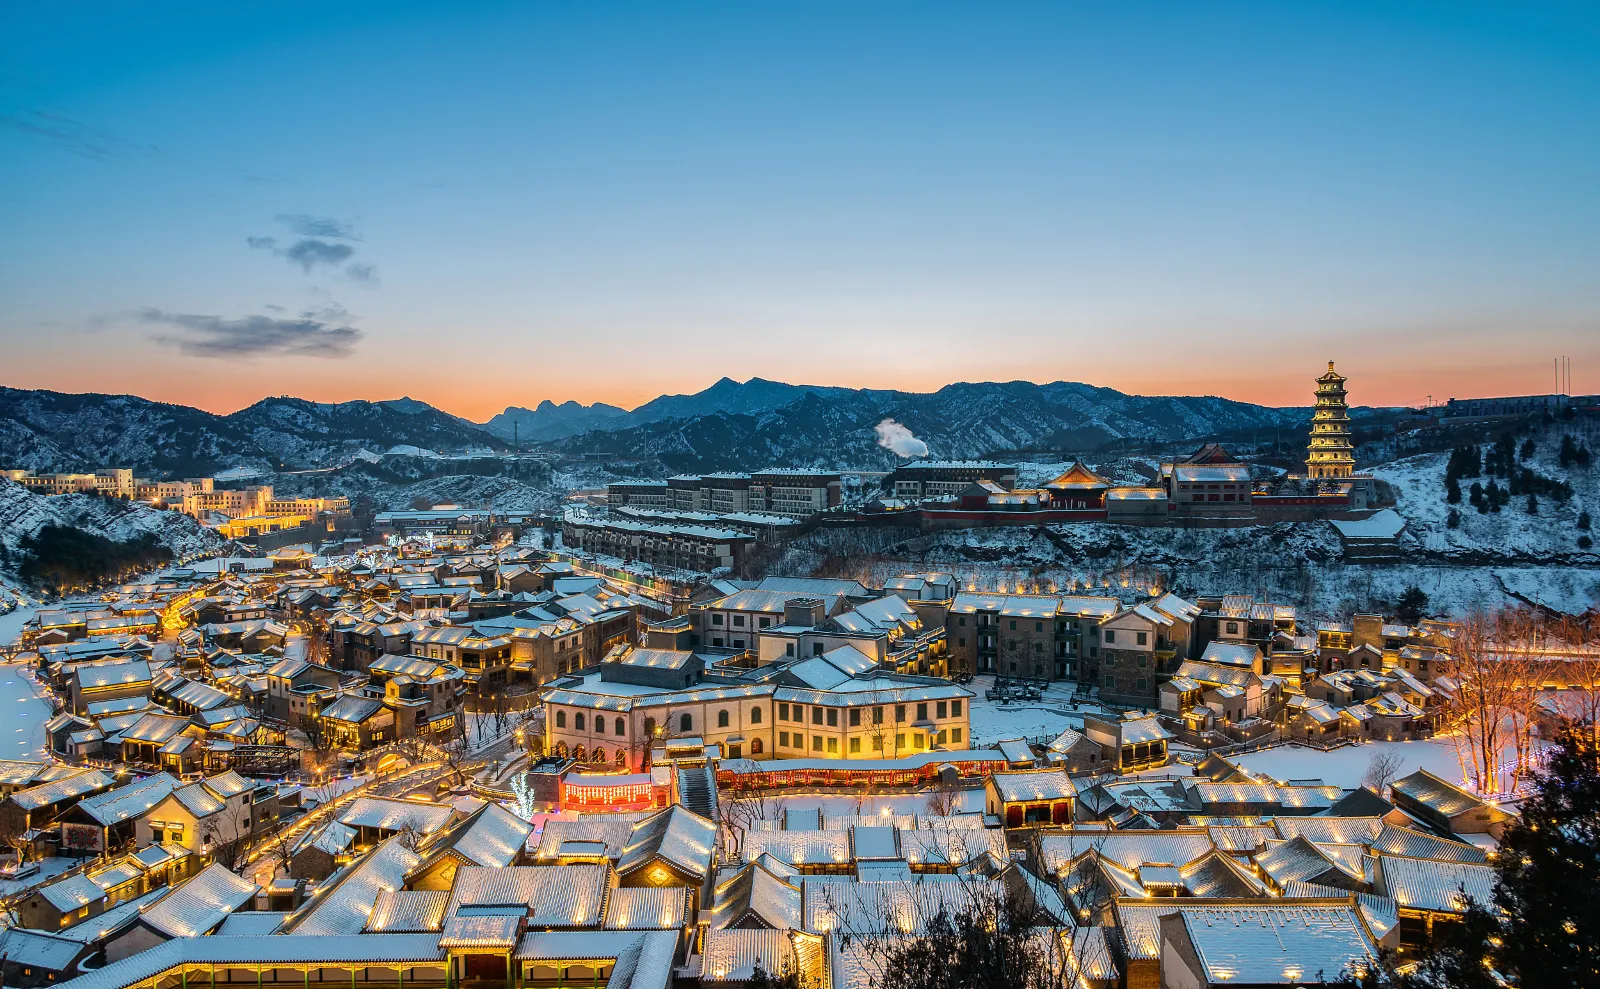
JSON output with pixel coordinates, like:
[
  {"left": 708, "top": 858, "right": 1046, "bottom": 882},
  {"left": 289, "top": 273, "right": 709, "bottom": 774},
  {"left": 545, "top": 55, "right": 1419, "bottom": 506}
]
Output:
[
  {"left": 0, "top": 387, "right": 505, "bottom": 475},
  {"left": 0, "top": 377, "right": 1370, "bottom": 476}
]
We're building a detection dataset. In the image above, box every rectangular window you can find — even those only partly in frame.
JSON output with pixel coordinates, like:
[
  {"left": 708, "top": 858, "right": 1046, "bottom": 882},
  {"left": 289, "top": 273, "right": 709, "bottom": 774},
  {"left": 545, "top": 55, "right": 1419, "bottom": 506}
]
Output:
[
  {"left": 826, "top": 709, "right": 838, "bottom": 727},
  {"left": 1105, "top": 630, "right": 1116, "bottom": 643},
  {"left": 1136, "top": 631, "right": 1147, "bottom": 645},
  {"left": 713, "top": 637, "right": 724, "bottom": 647},
  {"left": 1104, "top": 675, "right": 1116, "bottom": 689},
  {"left": 733, "top": 615, "right": 746, "bottom": 627},
  {"left": 849, "top": 709, "right": 860, "bottom": 726},
  {"left": 873, "top": 706, "right": 884, "bottom": 724},
  {"left": 1009, "top": 620, "right": 1016, "bottom": 630},
  {"left": 1137, "top": 655, "right": 1147, "bottom": 668},
  {"left": 958, "top": 616, "right": 966, "bottom": 626},
  {"left": 936, "top": 701, "right": 947, "bottom": 719},
  {"left": 849, "top": 737, "right": 860, "bottom": 754},
  {"left": 779, "top": 731, "right": 788, "bottom": 747},
  {"left": 812, "top": 707, "right": 823, "bottom": 725},
  {"left": 951, "top": 727, "right": 963, "bottom": 744},
  {"left": 914, "top": 734, "right": 925, "bottom": 750},
  {"left": 812, "top": 735, "right": 822, "bottom": 751},
  {"left": 951, "top": 699, "right": 962, "bottom": 716},
  {"left": 713, "top": 614, "right": 724, "bottom": 625},
  {"left": 1137, "top": 678, "right": 1148, "bottom": 691},
  {"left": 778, "top": 702, "right": 788, "bottom": 720},
  {"left": 1036, "top": 622, "right": 1043, "bottom": 632},
  {"left": 937, "top": 729, "right": 947, "bottom": 744},
  {"left": 896, "top": 704, "right": 906, "bottom": 721},
  {"left": 917, "top": 703, "right": 928, "bottom": 721},
  {"left": 785, "top": 643, "right": 795, "bottom": 657},
  {"left": 872, "top": 736, "right": 883, "bottom": 751},
  {"left": 896, "top": 733, "right": 905, "bottom": 748}
]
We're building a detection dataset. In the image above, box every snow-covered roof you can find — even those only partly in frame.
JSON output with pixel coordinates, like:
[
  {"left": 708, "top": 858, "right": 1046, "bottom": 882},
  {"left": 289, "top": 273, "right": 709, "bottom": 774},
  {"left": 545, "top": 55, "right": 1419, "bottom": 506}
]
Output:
[
  {"left": 337, "top": 796, "right": 455, "bottom": 834},
  {"left": 446, "top": 864, "right": 609, "bottom": 928},
  {"left": 283, "top": 837, "right": 422, "bottom": 937},
  {"left": 618, "top": 806, "right": 717, "bottom": 882},
  {"left": 989, "top": 769, "right": 1076, "bottom": 803},
  {"left": 140, "top": 863, "right": 259, "bottom": 938},
  {"left": 45, "top": 934, "right": 447, "bottom": 989},
  {"left": 1377, "top": 855, "right": 1495, "bottom": 914},
  {"left": 77, "top": 773, "right": 178, "bottom": 825}
]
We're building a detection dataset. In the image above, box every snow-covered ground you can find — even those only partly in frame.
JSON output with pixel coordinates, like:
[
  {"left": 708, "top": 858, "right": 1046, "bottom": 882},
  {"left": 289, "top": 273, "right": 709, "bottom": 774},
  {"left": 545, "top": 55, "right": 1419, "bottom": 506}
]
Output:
[
  {"left": 1233, "top": 738, "right": 1469, "bottom": 790},
  {"left": 1, "top": 662, "right": 53, "bottom": 759},
  {"left": 0, "top": 603, "right": 40, "bottom": 647},
  {"left": 966, "top": 676, "right": 1125, "bottom": 746}
]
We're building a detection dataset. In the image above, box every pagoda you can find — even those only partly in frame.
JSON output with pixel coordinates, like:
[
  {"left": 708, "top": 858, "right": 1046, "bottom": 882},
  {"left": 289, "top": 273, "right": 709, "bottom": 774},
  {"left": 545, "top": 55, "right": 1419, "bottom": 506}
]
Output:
[{"left": 1306, "top": 361, "right": 1356, "bottom": 479}]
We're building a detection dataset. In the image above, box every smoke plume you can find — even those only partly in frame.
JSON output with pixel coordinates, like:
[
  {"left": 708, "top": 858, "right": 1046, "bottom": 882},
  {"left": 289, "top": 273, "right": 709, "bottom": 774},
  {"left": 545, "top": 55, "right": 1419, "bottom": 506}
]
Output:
[{"left": 874, "top": 418, "right": 928, "bottom": 458}]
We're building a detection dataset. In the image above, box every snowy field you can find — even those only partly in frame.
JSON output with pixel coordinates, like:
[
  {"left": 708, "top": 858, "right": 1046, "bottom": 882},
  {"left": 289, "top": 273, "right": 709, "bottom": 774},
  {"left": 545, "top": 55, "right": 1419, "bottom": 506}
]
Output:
[
  {"left": 1233, "top": 738, "right": 1471, "bottom": 790},
  {"left": 1, "top": 662, "right": 52, "bottom": 759},
  {"left": 0, "top": 855, "right": 76, "bottom": 895},
  {"left": 965, "top": 676, "right": 1127, "bottom": 746},
  {"left": 0, "top": 603, "right": 39, "bottom": 647}
]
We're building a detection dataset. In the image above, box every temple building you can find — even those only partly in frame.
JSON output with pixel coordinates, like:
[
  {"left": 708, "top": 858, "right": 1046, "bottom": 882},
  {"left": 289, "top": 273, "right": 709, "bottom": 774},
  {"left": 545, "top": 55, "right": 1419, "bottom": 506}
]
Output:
[{"left": 1307, "top": 361, "right": 1357, "bottom": 479}]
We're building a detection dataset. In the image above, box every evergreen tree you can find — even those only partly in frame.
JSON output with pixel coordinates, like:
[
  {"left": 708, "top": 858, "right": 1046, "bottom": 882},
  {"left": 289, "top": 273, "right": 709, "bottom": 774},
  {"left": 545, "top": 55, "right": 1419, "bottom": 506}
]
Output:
[
  {"left": 1580, "top": 511, "right": 1592, "bottom": 531},
  {"left": 1468, "top": 482, "right": 1484, "bottom": 506},
  {"left": 1580, "top": 535, "right": 1593, "bottom": 550},
  {"left": 1520, "top": 437, "right": 1536, "bottom": 460},
  {"left": 1445, "top": 477, "right": 1461, "bottom": 504},
  {"left": 1394, "top": 586, "right": 1429, "bottom": 623},
  {"left": 1446, "top": 508, "right": 1461, "bottom": 529},
  {"left": 1526, "top": 493, "right": 1539, "bottom": 514}
]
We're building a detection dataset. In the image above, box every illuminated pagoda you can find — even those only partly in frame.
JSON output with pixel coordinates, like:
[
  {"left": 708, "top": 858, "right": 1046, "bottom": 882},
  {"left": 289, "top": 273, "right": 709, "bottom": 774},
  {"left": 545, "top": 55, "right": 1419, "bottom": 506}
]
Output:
[{"left": 1306, "top": 361, "right": 1356, "bottom": 480}]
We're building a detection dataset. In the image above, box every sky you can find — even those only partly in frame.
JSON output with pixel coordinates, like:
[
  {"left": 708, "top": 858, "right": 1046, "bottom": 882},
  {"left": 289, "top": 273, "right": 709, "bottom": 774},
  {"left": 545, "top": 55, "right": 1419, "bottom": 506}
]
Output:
[{"left": 1, "top": 1, "right": 1598, "bottom": 420}]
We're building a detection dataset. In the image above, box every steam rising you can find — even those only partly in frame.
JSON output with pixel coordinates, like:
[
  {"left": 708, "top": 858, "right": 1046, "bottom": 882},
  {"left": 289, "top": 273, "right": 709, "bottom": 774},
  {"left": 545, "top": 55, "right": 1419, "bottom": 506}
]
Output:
[{"left": 874, "top": 418, "right": 928, "bottom": 458}]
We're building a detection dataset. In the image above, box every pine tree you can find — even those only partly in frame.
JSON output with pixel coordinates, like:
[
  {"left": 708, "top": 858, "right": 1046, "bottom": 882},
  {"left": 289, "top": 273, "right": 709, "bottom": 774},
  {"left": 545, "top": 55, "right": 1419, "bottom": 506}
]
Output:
[
  {"left": 1446, "top": 508, "right": 1461, "bottom": 529},
  {"left": 1520, "top": 437, "right": 1536, "bottom": 460},
  {"left": 1580, "top": 511, "right": 1592, "bottom": 531},
  {"left": 1445, "top": 477, "right": 1461, "bottom": 504},
  {"left": 1394, "top": 586, "right": 1429, "bottom": 623},
  {"left": 1527, "top": 493, "right": 1539, "bottom": 514},
  {"left": 1468, "top": 482, "right": 1483, "bottom": 506}
]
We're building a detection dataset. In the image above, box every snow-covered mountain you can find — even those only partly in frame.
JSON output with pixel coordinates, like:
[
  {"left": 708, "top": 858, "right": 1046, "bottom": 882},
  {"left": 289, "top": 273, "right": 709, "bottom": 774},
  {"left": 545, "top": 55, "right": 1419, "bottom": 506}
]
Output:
[
  {"left": 0, "top": 388, "right": 506, "bottom": 474},
  {"left": 552, "top": 379, "right": 1326, "bottom": 471},
  {"left": 482, "top": 400, "right": 628, "bottom": 442}
]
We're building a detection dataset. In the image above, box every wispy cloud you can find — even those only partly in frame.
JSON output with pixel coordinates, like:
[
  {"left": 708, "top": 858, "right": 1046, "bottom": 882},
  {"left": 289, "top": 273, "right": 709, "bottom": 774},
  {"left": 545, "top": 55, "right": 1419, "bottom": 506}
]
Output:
[
  {"left": 0, "top": 108, "right": 158, "bottom": 161},
  {"left": 143, "top": 306, "right": 363, "bottom": 360},
  {"left": 275, "top": 213, "right": 360, "bottom": 240},
  {"left": 247, "top": 214, "right": 376, "bottom": 280}
]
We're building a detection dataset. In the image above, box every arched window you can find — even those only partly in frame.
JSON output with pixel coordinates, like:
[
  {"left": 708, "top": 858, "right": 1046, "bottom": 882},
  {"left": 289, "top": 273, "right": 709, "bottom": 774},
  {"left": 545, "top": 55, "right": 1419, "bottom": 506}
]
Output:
[
  {"left": 679, "top": 713, "right": 693, "bottom": 733},
  {"left": 595, "top": 717, "right": 606, "bottom": 735},
  {"left": 575, "top": 713, "right": 585, "bottom": 732},
  {"left": 615, "top": 749, "right": 627, "bottom": 767},
  {"left": 573, "top": 745, "right": 586, "bottom": 761},
  {"left": 555, "top": 710, "right": 566, "bottom": 729},
  {"left": 717, "top": 710, "right": 730, "bottom": 729},
  {"left": 615, "top": 717, "right": 626, "bottom": 735},
  {"left": 750, "top": 706, "right": 763, "bottom": 724},
  {"left": 751, "top": 738, "right": 763, "bottom": 755},
  {"left": 592, "top": 748, "right": 605, "bottom": 764}
]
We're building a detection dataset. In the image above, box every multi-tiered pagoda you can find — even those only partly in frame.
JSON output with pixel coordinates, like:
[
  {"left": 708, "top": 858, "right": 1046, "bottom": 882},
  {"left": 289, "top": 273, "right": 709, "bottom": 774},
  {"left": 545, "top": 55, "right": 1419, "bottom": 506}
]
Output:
[{"left": 1306, "top": 361, "right": 1356, "bottom": 479}]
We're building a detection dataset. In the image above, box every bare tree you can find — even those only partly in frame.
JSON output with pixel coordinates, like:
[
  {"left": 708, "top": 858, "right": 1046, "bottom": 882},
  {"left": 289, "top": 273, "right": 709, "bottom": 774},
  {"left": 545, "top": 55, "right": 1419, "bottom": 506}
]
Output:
[
  {"left": 715, "top": 759, "right": 786, "bottom": 862},
  {"left": 1360, "top": 750, "right": 1406, "bottom": 793},
  {"left": 201, "top": 800, "right": 255, "bottom": 872},
  {"left": 923, "top": 778, "right": 960, "bottom": 817}
]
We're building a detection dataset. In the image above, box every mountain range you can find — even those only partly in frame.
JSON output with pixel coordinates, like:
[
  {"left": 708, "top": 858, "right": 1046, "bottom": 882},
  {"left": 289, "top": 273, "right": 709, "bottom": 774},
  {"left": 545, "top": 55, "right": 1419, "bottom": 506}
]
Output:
[{"left": 0, "top": 378, "right": 1361, "bottom": 475}]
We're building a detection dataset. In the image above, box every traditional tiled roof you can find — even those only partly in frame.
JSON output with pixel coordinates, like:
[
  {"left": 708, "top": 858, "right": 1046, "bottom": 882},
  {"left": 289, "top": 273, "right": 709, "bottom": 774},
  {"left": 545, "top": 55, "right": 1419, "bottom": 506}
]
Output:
[{"left": 140, "top": 863, "right": 259, "bottom": 938}]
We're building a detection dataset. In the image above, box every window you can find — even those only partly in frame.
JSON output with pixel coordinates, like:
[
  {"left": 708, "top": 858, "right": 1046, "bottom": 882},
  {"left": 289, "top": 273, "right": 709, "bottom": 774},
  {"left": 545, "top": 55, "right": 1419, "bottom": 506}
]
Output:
[
  {"left": 950, "top": 727, "right": 963, "bottom": 743},
  {"left": 1136, "top": 631, "right": 1147, "bottom": 645},
  {"left": 937, "top": 730, "right": 947, "bottom": 744},
  {"left": 1036, "top": 622, "right": 1043, "bottom": 632},
  {"left": 555, "top": 711, "right": 566, "bottom": 728},
  {"left": 1105, "top": 630, "right": 1116, "bottom": 643},
  {"left": 812, "top": 735, "right": 823, "bottom": 751},
  {"left": 873, "top": 706, "right": 884, "bottom": 724},
  {"left": 759, "top": 617, "right": 772, "bottom": 628},
  {"left": 896, "top": 733, "right": 905, "bottom": 748},
  {"left": 751, "top": 738, "right": 763, "bottom": 754},
  {"left": 712, "top": 637, "right": 724, "bottom": 648},
  {"left": 826, "top": 709, "right": 838, "bottom": 727},
  {"left": 1137, "top": 678, "right": 1148, "bottom": 691},
  {"left": 1226, "top": 622, "right": 1239, "bottom": 634},
  {"left": 951, "top": 699, "right": 962, "bottom": 716},
  {"left": 751, "top": 706, "right": 763, "bottom": 724},
  {"left": 679, "top": 713, "right": 692, "bottom": 733},
  {"left": 1136, "top": 655, "right": 1147, "bottom": 668},
  {"left": 917, "top": 703, "right": 928, "bottom": 721},
  {"left": 1104, "top": 675, "right": 1116, "bottom": 689},
  {"left": 849, "top": 709, "right": 860, "bottom": 726},
  {"left": 779, "top": 731, "right": 789, "bottom": 747},
  {"left": 595, "top": 717, "right": 605, "bottom": 735},
  {"left": 778, "top": 702, "right": 789, "bottom": 721},
  {"left": 713, "top": 614, "right": 724, "bottom": 625},
  {"left": 733, "top": 615, "right": 746, "bottom": 627},
  {"left": 895, "top": 704, "right": 906, "bottom": 721},
  {"left": 574, "top": 713, "right": 585, "bottom": 731},
  {"left": 827, "top": 738, "right": 838, "bottom": 753},
  {"left": 849, "top": 737, "right": 861, "bottom": 754},
  {"left": 812, "top": 707, "right": 823, "bottom": 725},
  {"left": 717, "top": 710, "right": 730, "bottom": 728},
  {"left": 615, "top": 717, "right": 625, "bottom": 735},
  {"left": 936, "top": 701, "right": 947, "bottom": 719},
  {"left": 785, "top": 643, "right": 795, "bottom": 657},
  {"left": 872, "top": 736, "right": 883, "bottom": 751},
  {"left": 733, "top": 639, "right": 744, "bottom": 649},
  {"left": 812, "top": 643, "right": 824, "bottom": 656},
  {"left": 914, "top": 734, "right": 925, "bottom": 750},
  {"left": 958, "top": 616, "right": 967, "bottom": 626},
  {"left": 1009, "top": 620, "right": 1016, "bottom": 630}
]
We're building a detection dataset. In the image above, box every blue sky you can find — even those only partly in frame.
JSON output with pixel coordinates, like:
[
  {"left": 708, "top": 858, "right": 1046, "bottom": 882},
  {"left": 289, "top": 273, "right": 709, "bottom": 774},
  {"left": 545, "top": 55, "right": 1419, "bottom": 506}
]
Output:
[{"left": 1, "top": 1, "right": 1597, "bottom": 417}]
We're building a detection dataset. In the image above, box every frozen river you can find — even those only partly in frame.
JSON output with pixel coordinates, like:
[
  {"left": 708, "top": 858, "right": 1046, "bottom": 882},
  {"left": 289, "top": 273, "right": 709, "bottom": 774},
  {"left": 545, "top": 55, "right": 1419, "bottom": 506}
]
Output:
[{"left": 1, "top": 663, "right": 53, "bottom": 759}]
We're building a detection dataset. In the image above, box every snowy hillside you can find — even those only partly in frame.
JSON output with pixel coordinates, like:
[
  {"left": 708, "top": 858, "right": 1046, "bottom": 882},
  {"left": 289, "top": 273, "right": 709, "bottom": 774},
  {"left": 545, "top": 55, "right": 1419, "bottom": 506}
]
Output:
[{"left": 1374, "top": 423, "right": 1599, "bottom": 563}]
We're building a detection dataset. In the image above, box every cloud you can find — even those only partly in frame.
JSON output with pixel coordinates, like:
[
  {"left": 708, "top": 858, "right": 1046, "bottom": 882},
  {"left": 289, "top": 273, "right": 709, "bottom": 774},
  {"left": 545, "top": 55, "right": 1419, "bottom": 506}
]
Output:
[
  {"left": 343, "top": 262, "right": 379, "bottom": 284},
  {"left": 874, "top": 418, "right": 929, "bottom": 458},
  {"left": 0, "top": 109, "right": 156, "bottom": 160},
  {"left": 282, "top": 238, "right": 355, "bottom": 272},
  {"left": 142, "top": 306, "right": 363, "bottom": 360},
  {"left": 246, "top": 236, "right": 279, "bottom": 251},
  {"left": 275, "top": 213, "right": 360, "bottom": 240}
]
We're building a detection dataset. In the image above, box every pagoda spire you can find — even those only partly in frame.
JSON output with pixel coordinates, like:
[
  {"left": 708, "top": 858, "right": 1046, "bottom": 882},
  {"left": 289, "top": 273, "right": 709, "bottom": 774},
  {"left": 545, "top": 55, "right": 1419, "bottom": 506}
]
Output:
[{"left": 1306, "top": 361, "right": 1355, "bottom": 480}]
